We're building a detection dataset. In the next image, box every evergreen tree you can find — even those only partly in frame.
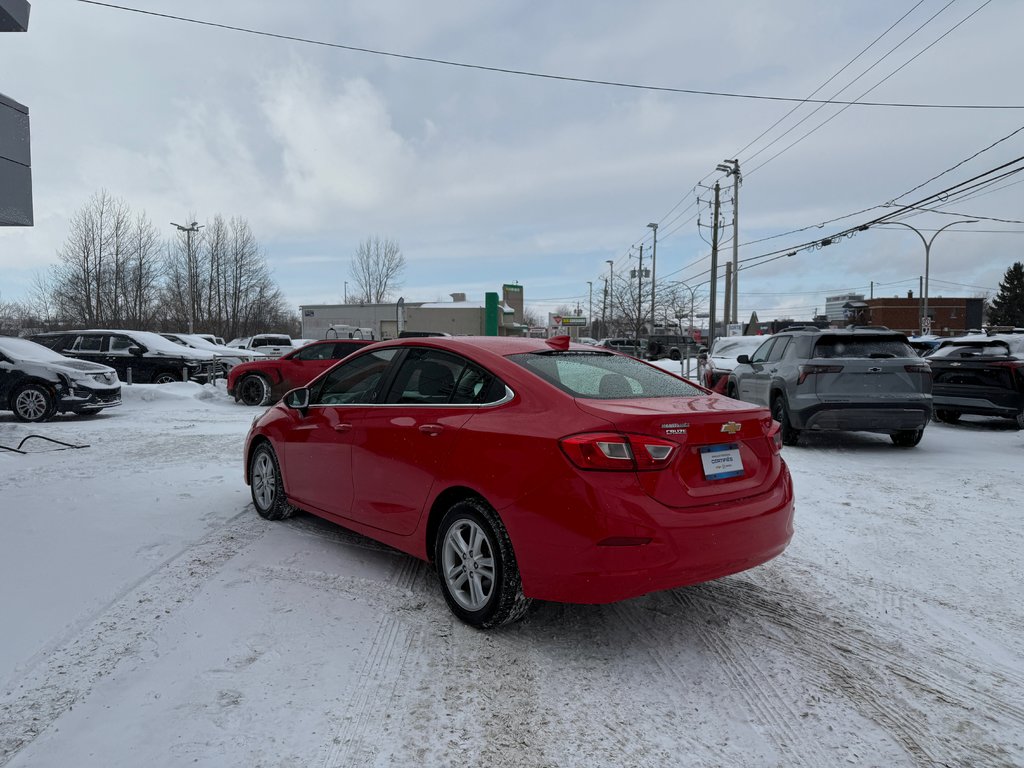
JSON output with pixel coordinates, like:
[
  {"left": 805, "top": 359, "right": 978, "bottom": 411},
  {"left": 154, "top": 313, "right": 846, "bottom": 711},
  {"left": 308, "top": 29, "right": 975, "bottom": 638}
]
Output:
[{"left": 988, "top": 262, "right": 1024, "bottom": 327}]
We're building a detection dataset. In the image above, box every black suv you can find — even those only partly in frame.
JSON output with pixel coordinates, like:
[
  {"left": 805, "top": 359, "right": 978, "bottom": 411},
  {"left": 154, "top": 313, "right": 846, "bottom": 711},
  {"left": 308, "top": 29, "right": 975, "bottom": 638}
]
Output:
[
  {"left": 30, "top": 329, "right": 217, "bottom": 384},
  {"left": 1, "top": 335, "right": 121, "bottom": 422},
  {"left": 927, "top": 333, "right": 1024, "bottom": 428},
  {"left": 645, "top": 334, "right": 699, "bottom": 361}
]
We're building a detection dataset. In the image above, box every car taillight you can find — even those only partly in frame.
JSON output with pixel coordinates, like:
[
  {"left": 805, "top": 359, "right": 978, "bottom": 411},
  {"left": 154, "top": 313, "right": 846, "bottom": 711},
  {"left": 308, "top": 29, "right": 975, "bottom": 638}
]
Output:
[
  {"left": 797, "top": 364, "right": 843, "bottom": 385},
  {"left": 559, "top": 432, "right": 677, "bottom": 471},
  {"left": 760, "top": 417, "right": 783, "bottom": 454},
  {"left": 990, "top": 360, "right": 1024, "bottom": 382},
  {"left": 904, "top": 364, "right": 931, "bottom": 374}
]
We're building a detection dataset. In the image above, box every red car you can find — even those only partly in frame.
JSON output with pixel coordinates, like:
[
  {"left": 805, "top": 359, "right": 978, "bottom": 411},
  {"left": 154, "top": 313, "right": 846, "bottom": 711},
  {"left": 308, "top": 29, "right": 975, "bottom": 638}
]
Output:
[
  {"left": 244, "top": 336, "right": 794, "bottom": 628},
  {"left": 228, "top": 339, "right": 373, "bottom": 406}
]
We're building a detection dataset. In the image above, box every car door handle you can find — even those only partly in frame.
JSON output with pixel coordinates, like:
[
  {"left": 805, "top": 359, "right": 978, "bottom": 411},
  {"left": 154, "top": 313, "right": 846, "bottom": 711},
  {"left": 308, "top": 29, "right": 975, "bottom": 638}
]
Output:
[
  {"left": 419, "top": 424, "right": 443, "bottom": 436},
  {"left": 333, "top": 423, "right": 353, "bottom": 433}
]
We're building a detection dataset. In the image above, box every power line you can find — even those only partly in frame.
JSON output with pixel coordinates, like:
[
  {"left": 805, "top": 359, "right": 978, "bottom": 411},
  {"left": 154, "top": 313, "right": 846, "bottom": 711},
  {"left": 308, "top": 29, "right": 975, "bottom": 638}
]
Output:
[{"left": 76, "top": 0, "right": 1024, "bottom": 110}]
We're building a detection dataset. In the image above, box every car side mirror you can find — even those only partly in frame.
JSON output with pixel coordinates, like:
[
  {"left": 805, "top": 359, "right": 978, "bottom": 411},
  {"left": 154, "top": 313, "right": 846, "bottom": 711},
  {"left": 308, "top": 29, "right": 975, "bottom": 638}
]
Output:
[
  {"left": 128, "top": 346, "right": 144, "bottom": 356},
  {"left": 736, "top": 354, "right": 751, "bottom": 365},
  {"left": 283, "top": 387, "right": 310, "bottom": 411}
]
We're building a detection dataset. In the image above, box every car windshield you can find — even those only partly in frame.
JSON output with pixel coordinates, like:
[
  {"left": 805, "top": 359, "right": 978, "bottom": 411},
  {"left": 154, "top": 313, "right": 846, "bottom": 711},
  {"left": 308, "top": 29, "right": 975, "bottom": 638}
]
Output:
[
  {"left": 0, "top": 336, "right": 71, "bottom": 363},
  {"left": 508, "top": 351, "right": 703, "bottom": 399},
  {"left": 812, "top": 336, "right": 915, "bottom": 359}
]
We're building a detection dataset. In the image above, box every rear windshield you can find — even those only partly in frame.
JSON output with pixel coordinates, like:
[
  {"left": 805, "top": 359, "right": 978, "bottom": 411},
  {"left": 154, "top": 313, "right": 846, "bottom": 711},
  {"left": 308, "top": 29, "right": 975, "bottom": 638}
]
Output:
[
  {"left": 929, "top": 341, "right": 1013, "bottom": 359},
  {"left": 253, "top": 336, "right": 292, "bottom": 347},
  {"left": 812, "top": 336, "right": 915, "bottom": 359},
  {"left": 508, "top": 351, "right": 703, "bottom": 399}
]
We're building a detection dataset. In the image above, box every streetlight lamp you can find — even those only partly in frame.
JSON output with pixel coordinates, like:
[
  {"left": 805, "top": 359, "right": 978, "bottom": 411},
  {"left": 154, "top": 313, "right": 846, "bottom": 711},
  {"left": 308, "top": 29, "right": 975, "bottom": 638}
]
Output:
[
  {"left": 883, "top": 219, "right": 977, "bottom": 335},
  {"left": 647, "top": 222, "right": 658, "bottom": 335},
  {"left": 171, "top": 221, "right": 204, "bottom": 333}
]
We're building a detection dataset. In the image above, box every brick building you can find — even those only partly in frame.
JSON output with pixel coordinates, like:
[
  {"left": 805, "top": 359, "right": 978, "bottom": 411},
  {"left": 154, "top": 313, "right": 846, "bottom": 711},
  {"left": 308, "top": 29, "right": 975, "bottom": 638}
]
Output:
[{"left": 862, "top": 296, "right": 984, "bottom": 336}]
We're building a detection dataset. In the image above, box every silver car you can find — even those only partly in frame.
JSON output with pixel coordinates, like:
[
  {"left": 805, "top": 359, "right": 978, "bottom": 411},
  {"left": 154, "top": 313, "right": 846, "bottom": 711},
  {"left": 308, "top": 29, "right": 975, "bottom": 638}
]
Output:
[{"left": 727, "top": 327, "right": 932, "bottom": 447}]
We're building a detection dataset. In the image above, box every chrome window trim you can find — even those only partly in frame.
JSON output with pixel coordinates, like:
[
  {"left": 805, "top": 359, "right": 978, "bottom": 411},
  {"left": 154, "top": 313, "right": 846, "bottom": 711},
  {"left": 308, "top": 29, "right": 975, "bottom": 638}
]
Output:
[{"left": 307, "top": 384, "right": 515, "bottom": 409}]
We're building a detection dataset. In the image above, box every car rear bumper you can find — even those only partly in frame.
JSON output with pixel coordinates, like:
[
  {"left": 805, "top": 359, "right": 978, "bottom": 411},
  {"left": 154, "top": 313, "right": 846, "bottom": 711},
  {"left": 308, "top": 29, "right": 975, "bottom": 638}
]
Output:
[
  {"left": 933, "top": 393, "right": 1023, "bottom": 419},
  {"left": 793, "top": 401, "right": 932, "bottom": 433},
  {"left": 504, "top": 464, "right": 794, "bottom": 604}
]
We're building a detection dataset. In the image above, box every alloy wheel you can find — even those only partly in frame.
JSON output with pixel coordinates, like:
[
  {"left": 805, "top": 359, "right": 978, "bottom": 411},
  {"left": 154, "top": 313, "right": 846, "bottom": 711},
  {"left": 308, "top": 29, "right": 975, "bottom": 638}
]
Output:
[{"left": 441, "top": 519, "right": 496, "bottom": 612}]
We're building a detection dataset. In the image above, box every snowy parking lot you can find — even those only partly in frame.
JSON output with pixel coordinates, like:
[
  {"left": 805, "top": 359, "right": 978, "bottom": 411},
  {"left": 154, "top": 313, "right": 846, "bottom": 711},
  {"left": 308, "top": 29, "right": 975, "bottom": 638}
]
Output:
[{"left": 1, "top": 382, "right": 1022, "bottom": 767}]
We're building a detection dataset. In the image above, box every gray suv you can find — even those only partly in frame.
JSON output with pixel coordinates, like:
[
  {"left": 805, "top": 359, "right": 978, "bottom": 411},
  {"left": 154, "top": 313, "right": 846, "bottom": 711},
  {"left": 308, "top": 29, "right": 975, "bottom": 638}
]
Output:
[{"left": 726, "top": 327, "right": 932, "bottom": 447}]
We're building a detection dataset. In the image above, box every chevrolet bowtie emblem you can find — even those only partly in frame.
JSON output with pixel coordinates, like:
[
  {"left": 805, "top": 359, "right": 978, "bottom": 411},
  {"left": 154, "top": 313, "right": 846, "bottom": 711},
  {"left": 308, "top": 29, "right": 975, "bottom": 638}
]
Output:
[{"left": 720, "top": 421, "right": 742, "bottom": 434}]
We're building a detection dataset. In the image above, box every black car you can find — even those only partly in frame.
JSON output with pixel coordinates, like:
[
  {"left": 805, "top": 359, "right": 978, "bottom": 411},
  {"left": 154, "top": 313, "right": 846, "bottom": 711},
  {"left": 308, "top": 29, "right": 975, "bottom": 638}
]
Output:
[
  {"left": 0, "top": 335, "right": 121, "bottom": 422},
  {"left": 29, "top": 329, "right": 217, "bottom": 385},
  {"left": 645, "top": 334, "right": 700, "bottom": 362},
  {"left": 927, "top": 334, "right": 1024, "bottom": 428}
]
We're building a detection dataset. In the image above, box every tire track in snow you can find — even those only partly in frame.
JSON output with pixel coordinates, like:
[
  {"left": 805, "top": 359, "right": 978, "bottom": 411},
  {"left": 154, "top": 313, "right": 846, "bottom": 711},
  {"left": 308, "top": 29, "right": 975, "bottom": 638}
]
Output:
[
  {"left": 652, "top": 590, "right": 830, "bottom": 767},
  {"left": 318, "top": 555, "right": 432, "bottom": 768},
  {"left": 0, "top": 507, "right": 267, "bottom": 766},
  {"left": 705, "top": 572, "right": 1024, "bottom": 766}
]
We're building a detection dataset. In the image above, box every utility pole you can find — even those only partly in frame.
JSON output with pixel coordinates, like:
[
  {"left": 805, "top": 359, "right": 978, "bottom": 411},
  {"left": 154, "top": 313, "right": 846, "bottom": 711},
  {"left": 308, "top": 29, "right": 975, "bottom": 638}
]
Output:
[
  {"left": 605, "top": 259, "right": 614, "bottom": 335},
  {"left": 723, "top": 262, "right": 732, "bottom": 331},
  {"left": 707, "top": 182, "right": 721, "bottom": 351},
  {"left": 171, "top": 221, "right": 203, "bottom": 334},
  {"left": 587, "top": 281, "right": 593, "bottom": 336},
  {"left": 717, "top": 159, "right": 741, "bottom": 323},
  {"left": 635, "top": 244, "right": 645, "bottom": 341},
  {"left": 647, "top": 222, "right": 658, "bottom": 335}
]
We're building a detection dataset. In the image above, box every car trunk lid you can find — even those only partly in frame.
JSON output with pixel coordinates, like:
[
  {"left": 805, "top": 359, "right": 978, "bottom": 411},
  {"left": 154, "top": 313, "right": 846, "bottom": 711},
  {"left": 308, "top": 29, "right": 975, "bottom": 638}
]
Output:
[{"left": 573, "top": 395, "right": 780, "bottom": 507}]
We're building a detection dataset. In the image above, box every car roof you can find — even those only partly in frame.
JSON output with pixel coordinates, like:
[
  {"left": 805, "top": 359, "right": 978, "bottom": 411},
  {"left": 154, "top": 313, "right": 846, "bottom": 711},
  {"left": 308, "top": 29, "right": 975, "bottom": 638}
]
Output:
[{"left": 369, "top": 335, "right": 595, "bottom": 358}]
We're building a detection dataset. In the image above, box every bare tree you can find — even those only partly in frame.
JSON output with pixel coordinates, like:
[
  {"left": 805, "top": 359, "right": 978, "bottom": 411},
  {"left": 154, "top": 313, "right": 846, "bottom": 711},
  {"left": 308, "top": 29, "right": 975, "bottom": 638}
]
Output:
[{"left": 349, "top": 236, "right": 405, "bottom": 304}]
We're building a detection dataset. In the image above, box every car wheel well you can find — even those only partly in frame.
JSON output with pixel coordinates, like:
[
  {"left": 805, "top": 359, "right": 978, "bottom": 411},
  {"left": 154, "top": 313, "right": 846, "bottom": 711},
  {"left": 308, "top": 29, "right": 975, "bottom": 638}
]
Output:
[
  {"left": 244, "top": 436, "right": 272, "bottom": 485},
  {"left": 425, "top": 486, "right": 487, "bottom": 561}
]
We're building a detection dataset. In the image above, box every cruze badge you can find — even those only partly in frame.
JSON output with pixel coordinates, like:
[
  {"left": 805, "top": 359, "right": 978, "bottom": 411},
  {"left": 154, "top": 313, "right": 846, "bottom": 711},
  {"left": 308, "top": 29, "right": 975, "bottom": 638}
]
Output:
[
  {"left": 721, "top": 421, "right": 742, "bottom": 434},
  {"left": 661, "top": 422, "right": 690, "bottom": 434}
]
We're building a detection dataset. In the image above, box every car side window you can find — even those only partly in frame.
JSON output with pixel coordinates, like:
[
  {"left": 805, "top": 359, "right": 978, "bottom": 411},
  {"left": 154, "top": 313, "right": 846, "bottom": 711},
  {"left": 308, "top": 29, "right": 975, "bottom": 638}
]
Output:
[
  {"left": 71, "top": 335, "right": 104, "bottom": 353},
  {"left": 749, "top": 338, "right": 777, "bottom": 364},
  {"left": 312, "top": 349, "right": 398, "bottom": 405},
  {"left": 766, "top": 337, "right": 790, "bottom": 363},
  {"left": 108, "top": 335, "right": 135, "bottom": 355},
  {"left": 332, "top": 342, "right": 366, "bottom": 359},
  {"left": 292, "top": 343, "right": 333, "bottom": 361},
  {"left": 383, "top": 349, "right": 462, "bottom": 405}
]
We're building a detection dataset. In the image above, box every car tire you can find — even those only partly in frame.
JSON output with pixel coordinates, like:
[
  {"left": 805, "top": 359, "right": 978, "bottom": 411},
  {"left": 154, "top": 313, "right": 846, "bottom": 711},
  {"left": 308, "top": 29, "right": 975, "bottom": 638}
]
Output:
[
  {"left": 249, "top": 443, "right": 294, "bottom": 521},
  {"left": 726, "top": 380, "right": 738, "bottom": 399},
  {"left": 1016, "top": 411, "right": 1024, "bottom": 430},
  {"left": 891, "top": 429, "right": 924, "bottom": 447},
  {"left": 669, "top": 348, "right": 681, "bottom": 361},
  {"left": 153, "top": 370, "right": 180, "bottom": 384},
  {"left": 435, "top": 498, "right": 532, "bottom": 629},
  {"left": 11, "top": 383, "right": 55, "bottom": 423},
  {"left": 237, "top": 374, "right": 273, "bottom": 407},
  {"left": 934, "top": 410, "right": 961, "bottom": 424},
  {"left": 771, "top": 394, "right": 800, "bottom": 446}
]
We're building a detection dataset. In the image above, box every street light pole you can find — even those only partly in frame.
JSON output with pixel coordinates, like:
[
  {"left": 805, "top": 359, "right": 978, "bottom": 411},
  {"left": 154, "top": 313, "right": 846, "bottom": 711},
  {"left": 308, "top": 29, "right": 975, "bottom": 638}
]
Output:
[
  {"left": 883, "top": 219, "right": 977, "bottom": 334},
  {"left": 587, "top": 281, "right": 593, "bottom": 337},
  {"left": 171, "top": 221, "right": 203, "bottom": 334},
  {"left": 647, "top": 222, "right": 658, "bottom": 335}
]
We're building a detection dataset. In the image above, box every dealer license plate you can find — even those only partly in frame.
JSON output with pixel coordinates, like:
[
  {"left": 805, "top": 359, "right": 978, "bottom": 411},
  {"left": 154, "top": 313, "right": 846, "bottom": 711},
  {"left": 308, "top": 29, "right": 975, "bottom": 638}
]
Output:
[{"left": 700, "top": 444, "right": 744, "bottom": 480}]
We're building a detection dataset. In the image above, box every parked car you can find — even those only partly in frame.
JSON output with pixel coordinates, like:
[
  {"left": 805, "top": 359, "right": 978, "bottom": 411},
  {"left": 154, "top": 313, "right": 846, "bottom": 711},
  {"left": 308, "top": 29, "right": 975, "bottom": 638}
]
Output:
[
  {"left": 228, "top": 339, "right": 374, "bottom": 406},
  {"left": 0, "top": 335, "right": 121, "bottom": 422},
  {"left": 727, "top": 327, "right": 932, "bottom": 447},
  {"left": 244, "top": 335, "right": 794, "bottom": 628},
  {"left": 645, "top": 334, "right": 699, "bottom": 362},
  {"left": 29, "top": 329, "right": 217, "bottom": 384},
  {"left": 927, "top": 334, "right": 1024, "bottom": 428},
  {"left": 703, "top": 335, "right": 773, "bottom": 392},
  {"left": 226, "top": 334, "right": 294, "bottom": 359},
  {"left": 195, "top": 333, "right": 226, "bottom": 346},
  {"left": 161, "top": 332, "right": 266, "bottom": 375},
  {"left": 594, "top": 337, "right": 646, "bottom": 358}
]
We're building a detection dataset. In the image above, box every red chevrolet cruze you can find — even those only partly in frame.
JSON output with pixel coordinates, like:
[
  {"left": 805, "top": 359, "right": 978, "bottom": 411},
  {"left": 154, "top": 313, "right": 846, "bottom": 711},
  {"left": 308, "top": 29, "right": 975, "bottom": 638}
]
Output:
[{"left": 244, "top": 335, "right": 794, "bottom": 628}]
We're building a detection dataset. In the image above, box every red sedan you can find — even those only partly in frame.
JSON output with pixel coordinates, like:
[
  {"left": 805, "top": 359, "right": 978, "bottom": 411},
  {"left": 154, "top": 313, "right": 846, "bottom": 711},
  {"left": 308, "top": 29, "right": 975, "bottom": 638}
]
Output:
[
  {"left": 228, "top": 339, "right": 372, "bottom": 406},
  {"left": 244, "top": 336, "right": 794, "bottom": 628}
]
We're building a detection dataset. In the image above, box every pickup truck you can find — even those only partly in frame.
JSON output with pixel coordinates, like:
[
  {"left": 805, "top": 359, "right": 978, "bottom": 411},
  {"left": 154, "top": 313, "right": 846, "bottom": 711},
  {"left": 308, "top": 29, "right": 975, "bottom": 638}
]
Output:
[{"left": 226, "top": 334, "right": 295, "bottom": 359}]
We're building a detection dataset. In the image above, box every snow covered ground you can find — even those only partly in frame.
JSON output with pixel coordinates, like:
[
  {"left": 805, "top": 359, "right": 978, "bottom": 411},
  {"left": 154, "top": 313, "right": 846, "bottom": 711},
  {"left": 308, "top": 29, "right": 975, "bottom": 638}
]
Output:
[{"left": 1, "top": 379, "right": 1022, "bottom": 767}]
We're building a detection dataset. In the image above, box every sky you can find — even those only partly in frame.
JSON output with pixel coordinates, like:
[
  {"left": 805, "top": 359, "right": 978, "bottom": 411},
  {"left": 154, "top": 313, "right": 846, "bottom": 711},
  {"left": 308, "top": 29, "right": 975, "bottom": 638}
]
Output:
[
  {"left": 2, "top": 0, "right": 1023, "bottom": 325},
  {"left": 2, "top": 379, "right": 1022, "bottom": 765}
]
